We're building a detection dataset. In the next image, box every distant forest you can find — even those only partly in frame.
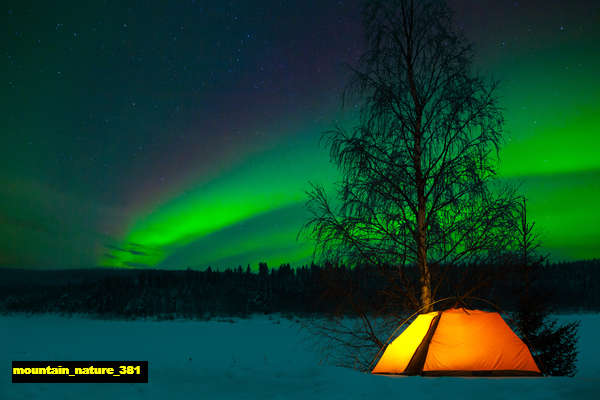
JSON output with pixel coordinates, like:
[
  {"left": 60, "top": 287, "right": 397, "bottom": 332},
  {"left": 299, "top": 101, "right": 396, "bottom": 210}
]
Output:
[{"left": 1, "top": 259, "right": 599, "bottom": 319}]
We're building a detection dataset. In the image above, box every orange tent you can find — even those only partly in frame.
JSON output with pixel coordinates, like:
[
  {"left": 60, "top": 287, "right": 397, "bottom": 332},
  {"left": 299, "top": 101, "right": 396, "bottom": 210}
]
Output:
[{"left": 372, "top": 308, "right": 541, "bottom": 376}]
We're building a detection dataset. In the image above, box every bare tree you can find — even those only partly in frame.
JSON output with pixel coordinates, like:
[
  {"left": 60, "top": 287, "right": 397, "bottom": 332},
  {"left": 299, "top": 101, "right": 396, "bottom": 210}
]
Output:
[{"left": 302, "top": 0, "right": 518, "bottom": 316}]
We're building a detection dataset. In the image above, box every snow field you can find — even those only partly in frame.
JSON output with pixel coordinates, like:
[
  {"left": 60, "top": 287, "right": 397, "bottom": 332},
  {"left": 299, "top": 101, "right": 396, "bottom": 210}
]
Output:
[{"left": 1, "top": 313, "right": 598, "bottom": 399}]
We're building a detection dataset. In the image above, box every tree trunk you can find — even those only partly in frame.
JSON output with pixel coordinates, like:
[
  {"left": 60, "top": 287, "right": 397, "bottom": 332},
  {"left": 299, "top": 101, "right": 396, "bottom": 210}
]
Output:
[
  {"left": 406, "top": 28, "right": 433, "bottom": 312},
  {"left": 416, "top": 178, "right": 433, "bottom": 311},
  {"left": 413, "top": 106, "right": 433, "bottom": 312},
  {"left": 418, "top": 241, "right": 433, "bottom": 310}
]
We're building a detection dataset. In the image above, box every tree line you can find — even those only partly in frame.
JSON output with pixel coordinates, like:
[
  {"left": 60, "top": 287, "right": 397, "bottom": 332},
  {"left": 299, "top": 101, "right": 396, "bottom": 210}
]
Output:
[{"left": 1, "top": 259, "right": 599, "bottom": 319}]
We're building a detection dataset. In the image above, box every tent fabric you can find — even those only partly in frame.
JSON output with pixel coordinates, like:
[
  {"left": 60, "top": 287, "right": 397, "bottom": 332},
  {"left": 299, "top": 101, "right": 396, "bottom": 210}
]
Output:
[
  {"left": 371, "top": 311, "right": 438, "bottom": 375},
  {"left": 405, "top": 311, "right": 441, "bottom": 374},
  {"left": 372, "top": 308, "right": 541, "bottom": 376}
]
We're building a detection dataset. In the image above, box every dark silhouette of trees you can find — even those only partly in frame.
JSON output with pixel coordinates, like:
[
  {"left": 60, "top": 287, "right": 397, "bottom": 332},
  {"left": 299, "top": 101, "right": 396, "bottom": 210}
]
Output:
[
  {"left": 302, "top": 0, "right": 517, "bottom": 315},
  {"left": 510, "top": 198, "right": 580, "bottom": 376},
  {"left": 0, "top": 259, "right": 599, "bottom": 320}
]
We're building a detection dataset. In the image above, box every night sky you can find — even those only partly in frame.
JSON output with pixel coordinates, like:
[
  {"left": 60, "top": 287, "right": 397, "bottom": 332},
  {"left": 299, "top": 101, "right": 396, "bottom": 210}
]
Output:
[{"left": 2, "top": 0, "right": 599, "bottom": 270}]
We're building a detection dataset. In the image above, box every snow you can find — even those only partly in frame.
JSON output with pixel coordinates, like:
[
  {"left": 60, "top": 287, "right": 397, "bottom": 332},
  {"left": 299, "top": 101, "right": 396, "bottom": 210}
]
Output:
[{"left": 1, "top": 313, "right": 598, "bottom": 399}]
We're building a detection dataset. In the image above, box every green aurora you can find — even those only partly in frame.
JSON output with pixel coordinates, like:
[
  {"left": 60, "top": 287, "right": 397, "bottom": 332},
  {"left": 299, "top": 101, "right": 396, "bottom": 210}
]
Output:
[
  {"left": 107, "top": 39, "right": 599, "bottom": 269},
  {"left": 1, "top": 0, "right": 598, "bottom": 270}
]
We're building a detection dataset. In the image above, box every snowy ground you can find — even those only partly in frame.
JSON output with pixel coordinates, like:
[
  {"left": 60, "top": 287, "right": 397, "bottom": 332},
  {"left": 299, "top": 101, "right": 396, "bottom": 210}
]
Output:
[{"left": 1, "top": 313, "right": 598, "bottom": 399}]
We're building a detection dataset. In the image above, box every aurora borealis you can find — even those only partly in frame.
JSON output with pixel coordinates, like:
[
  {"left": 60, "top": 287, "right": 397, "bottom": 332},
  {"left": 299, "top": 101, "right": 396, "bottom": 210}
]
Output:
[{"left": 1, "top": 0, "right": 599, "bottom": 270}]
